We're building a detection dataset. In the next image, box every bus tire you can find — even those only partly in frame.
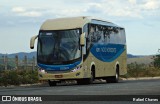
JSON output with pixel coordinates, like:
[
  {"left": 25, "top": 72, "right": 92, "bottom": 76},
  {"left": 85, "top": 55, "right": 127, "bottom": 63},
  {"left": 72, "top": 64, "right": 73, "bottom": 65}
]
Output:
[
  {"left": 77, "top": 70, "right": 95, "bottom": 85},
  {"left": 48, "top": 80, "right": 57, "bottom": 86},
  {"left": 89, "top": 70, "right": 94, "bottom": 84},
  {"left": 106, "top": 66, "right": 119, "bottom": 83},
  {"left": 85, "top": 69, "right": 95, "bottom": 84},
  {"left": 77, "top": 79, "right": 84, "bottom": 85}
]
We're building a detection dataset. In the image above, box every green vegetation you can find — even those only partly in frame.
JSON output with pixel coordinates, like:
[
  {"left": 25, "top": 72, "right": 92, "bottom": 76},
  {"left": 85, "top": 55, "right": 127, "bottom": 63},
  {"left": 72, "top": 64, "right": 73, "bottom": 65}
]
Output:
[
  {"left": 125, "top": 49, "right": 160, "bottom": 78},
  {"left": 0, "top": 51, "right": 160, "bottom": 86},
  {"left": 0, "top": 69, "right": 38, "bottom": 87},
  {"left": 0, "top": 55, "right": 38, "bottom": 87},
  {"left": 153, "top": 51, "right": 160, "bottom": 69},
  {"left": 126, "top": 62, "right": 160, "bottom": 78}
]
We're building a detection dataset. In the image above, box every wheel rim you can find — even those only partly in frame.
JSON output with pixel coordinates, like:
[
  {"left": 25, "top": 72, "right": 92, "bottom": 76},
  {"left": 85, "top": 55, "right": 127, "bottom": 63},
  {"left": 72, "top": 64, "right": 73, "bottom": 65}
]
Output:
[
  {"left": 90, "top": 71, "right": 94, "bottom": 83},
  {"left": 115, "top": 70, "right": 119, "bottom": 82},
  {"left": 116, "top": 73, "right": 118, "bottom": 79},
  {"left": 91, "top": 71, "right": 93, "bottom": 81}
]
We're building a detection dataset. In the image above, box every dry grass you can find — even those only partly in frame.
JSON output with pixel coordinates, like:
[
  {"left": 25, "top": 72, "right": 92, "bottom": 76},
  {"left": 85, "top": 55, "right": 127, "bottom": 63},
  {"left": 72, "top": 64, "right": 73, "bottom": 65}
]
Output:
[
  {"left": 127, "top": 55, "right": 153, "bottom": 65},
  {"left": 125, "top": 62, "right": 160, "bottom": 78}
]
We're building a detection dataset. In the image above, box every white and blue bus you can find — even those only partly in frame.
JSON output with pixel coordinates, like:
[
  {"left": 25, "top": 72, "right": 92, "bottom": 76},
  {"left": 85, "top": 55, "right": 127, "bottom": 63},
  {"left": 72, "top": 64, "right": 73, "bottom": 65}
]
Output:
[{"left": 30, "top": 16, "right": 127, "bottom": 86}]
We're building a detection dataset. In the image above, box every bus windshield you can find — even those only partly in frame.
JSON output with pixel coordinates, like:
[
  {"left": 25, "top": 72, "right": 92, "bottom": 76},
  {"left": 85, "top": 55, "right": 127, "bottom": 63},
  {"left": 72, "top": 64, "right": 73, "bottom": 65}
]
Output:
[{"left": 37, "top": 29, "right": 81, "bottom": 65}]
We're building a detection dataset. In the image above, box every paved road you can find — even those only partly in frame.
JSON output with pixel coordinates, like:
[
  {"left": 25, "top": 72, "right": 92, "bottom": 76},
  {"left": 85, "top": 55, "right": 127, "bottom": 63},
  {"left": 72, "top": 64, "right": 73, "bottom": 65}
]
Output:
[
  {"left": 0, "top": 79, "right": 160, "bottom": 104},
  {"left": 0, "top": 79, "right": 160, "bottom": 95}
]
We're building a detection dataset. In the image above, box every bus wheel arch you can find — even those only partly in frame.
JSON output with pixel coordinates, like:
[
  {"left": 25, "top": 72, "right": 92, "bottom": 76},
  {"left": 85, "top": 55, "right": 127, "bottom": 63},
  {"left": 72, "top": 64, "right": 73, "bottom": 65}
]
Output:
[{"left": 90, "top": 62, "right": 96, "bottom": 79}]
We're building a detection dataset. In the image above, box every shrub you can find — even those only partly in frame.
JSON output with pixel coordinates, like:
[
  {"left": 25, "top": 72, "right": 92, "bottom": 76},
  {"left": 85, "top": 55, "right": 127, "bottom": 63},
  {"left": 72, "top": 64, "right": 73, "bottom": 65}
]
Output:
[
  {"left": 126, "top": 62, "right": 160, "bottom": 78},
  {"left": 153, "top": 53, "right": 160, "bottom": 69},
  {"left": 0, "top": 69, "right": 38, "bottom": 86}
]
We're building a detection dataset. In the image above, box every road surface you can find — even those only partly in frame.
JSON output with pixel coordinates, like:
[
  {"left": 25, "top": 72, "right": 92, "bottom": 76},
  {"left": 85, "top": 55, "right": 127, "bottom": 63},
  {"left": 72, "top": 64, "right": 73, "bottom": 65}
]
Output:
[
  {"left": 0, "top": 79, "right": 160, "bottom": 103},
  {"left": 0, "top": 79, "right": 160, "bottom": 95}
]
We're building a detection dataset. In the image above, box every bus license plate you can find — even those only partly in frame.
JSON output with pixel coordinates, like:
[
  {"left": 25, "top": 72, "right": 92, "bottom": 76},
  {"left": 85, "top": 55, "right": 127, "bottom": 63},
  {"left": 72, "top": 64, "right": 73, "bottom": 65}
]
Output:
[{"left": 55, "top": 75, "right": 63, "bottom": 78}]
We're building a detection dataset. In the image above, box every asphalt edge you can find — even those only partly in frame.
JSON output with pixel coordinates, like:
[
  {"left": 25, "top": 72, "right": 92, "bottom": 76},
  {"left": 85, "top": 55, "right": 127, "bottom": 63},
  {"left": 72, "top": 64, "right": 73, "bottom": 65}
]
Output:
[{"left": 121, "top": 76, "right": 160, "bottom": 80}]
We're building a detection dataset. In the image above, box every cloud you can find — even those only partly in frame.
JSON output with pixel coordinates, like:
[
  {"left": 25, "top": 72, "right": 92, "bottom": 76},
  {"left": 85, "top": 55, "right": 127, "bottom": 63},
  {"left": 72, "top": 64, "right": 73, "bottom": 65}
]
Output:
[
  {"left": 60, "top": 9, "right": 86, "bottom": 17},
  {"left": 84, "top": 0, "right": 160, "bottom": 19},
  {"left": 8, "top": 0, "right": 160, "bottom": 22},
  {"left": 85, "top": 1, "right": 142, "bottom": 18},
  {"left": 11, "top": 7, "right": 42, "bottom": 17},
  {"left": 19, "top": 11, "right": 42, "bottom": 17},
  {"left": 12, "top": 7, "right": 26, "bottom": 13},
  {"left": 142, "top": 0, "right": 160, "bottom": 10},
  {"left": 87, "top": 3, "right": 103, "bottom": 13},
  {"left": 128, "top": 0, "right": 137, "bottom": 4}
]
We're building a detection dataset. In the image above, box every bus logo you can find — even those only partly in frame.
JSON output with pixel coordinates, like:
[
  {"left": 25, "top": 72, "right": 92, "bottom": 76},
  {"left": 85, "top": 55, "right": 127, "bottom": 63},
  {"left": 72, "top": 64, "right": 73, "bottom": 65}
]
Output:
[{"left": 2, "top": 96, "right": 11, "bottom": 101}]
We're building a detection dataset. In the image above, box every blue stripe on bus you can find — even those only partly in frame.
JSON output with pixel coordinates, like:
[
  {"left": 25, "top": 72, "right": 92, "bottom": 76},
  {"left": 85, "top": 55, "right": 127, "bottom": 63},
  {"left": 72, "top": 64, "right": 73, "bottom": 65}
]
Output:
[
  {"left": 90, "top": 44, "right": 125, "bottom": 62},
  {"left": 38, "top": 60, "right": 81, "bottom": 71}
]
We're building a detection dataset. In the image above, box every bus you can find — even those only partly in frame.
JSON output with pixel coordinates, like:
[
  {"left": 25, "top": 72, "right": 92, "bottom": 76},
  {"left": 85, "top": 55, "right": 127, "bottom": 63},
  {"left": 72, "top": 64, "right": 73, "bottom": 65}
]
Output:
[{"left": 30, "top": 16, "right": 127, "bottom": 86}]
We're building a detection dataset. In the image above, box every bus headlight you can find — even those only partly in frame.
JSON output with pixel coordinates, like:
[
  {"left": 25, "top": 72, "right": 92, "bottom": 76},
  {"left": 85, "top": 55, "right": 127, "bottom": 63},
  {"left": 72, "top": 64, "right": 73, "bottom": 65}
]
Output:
[
  {"left": 71, "top": 66, "right": 81, "bottom": 72},
  {"left": 38, "top": 68, "right": 46, "bottom": 74}
]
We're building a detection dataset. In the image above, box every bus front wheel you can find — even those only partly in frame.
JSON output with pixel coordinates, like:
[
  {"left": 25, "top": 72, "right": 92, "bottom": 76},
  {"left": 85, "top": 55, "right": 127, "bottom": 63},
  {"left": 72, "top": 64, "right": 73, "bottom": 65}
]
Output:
[
  {"left": 48, "top": 80, "right": 57, "bottom": 86},
  {"left": 77, "top": 70, "right": 95, "bottom": 85},
  {"left": 88, "top": 70, "right": 94, "bottom": 84}
]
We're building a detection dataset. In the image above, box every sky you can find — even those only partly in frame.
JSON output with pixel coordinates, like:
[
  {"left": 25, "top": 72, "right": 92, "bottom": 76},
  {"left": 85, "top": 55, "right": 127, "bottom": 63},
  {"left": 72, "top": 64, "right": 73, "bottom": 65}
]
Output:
[{"left": 0, "top": 0, "right": 160, "bottom": 55}]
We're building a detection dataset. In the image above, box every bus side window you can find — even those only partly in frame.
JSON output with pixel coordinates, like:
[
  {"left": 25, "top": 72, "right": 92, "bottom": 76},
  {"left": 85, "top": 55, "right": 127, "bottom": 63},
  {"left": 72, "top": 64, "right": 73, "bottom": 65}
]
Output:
[
  {"left": 89, "top": 24, "right": 104, "bottom": 44},
  {"left": 87, "top": 24, "right": 95, "bottom": 49},
  {"left": 120, "top": 28, "right": 126, "bottom": 45},
  {"left": 103, "top": 26, "right": 112, "bottom": 44},
  {"left": 86, "top": 24, "right": 91, "bottom": 50},
  {"left": 90, "top": 25, "right": 96, "bottom": 43},
  {"left": 112, "top": 28, "right": 126, "bottom": 45},
  {"left": 112, "top": 28, "right": 119, "bottom": 44}
]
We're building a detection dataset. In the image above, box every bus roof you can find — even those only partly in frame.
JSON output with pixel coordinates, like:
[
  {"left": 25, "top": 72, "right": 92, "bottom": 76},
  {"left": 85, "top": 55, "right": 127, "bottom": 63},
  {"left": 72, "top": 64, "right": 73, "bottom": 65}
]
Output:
[{"left": 40, "top": 16, "right": 122, "bottom": 30}]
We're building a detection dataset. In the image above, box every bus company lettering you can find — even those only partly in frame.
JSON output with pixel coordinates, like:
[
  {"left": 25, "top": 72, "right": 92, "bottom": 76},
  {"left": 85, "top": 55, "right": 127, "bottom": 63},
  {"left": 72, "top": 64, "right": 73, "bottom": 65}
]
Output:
[{"left": 96, "top": 47, "right": 116, "bottom": 53}]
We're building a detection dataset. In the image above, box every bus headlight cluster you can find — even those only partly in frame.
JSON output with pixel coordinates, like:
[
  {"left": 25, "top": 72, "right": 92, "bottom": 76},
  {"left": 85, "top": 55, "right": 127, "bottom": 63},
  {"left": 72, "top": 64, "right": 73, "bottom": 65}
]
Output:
[
  {"left": 38, "top": 68, "right": 46, "bottom": 74},
  {"left": 71, "top": 66, "right": 81, "bottom": 72}
]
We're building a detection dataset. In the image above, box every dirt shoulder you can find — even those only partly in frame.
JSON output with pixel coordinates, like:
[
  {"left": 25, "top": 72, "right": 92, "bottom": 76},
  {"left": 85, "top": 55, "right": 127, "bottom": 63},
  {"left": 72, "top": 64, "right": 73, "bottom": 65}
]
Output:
[{"left": 121, "top": 76, "right": 160, "bottom": 80}]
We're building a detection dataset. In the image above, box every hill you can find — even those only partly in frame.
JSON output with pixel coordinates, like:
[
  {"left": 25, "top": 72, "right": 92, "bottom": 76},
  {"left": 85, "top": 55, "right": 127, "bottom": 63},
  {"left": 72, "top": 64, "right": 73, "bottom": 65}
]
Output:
[
  {"left": 0, "top": 52, "right": 36, "bottom": 59},
  {"left": 127, "top": 54, "right": 144, "bottom": 58},
  {"left": 0, "top": 52, "right": 154, "bottom": 65},
  {"left": 127, "top": 55, "right": 153, "bottom": 65}
]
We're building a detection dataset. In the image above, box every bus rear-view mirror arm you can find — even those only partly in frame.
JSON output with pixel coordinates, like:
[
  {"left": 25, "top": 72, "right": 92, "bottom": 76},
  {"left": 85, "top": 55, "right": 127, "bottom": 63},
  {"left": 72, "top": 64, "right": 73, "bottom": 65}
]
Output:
[
  {"left": 80, "top": 32, "right": 85, "bottom": 46},
  {"left": 30, "top": 35, "right": 38, "bottom": 49}
]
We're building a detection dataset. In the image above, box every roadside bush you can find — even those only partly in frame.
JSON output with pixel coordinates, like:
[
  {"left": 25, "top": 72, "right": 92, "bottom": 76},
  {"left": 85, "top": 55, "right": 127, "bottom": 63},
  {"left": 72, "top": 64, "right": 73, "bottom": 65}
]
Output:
[
  {"left": 0, "top": 69, "right": 38, "bottom": 86},
  {"left": 153, "top": 54, "right": 160, "bottom": 69},
  {"left": 126, "top": 62, "right": 160, "bottom": 78}
]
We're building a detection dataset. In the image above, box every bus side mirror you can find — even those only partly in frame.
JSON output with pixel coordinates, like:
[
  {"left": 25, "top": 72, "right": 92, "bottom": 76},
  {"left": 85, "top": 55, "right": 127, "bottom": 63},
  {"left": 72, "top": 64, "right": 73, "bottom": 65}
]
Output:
[
  {"left": 80, "top": 33, "right": 85, "bottom": 46},
  {"left": 30, "top": 35, "right": 38, "bottom": 49}
]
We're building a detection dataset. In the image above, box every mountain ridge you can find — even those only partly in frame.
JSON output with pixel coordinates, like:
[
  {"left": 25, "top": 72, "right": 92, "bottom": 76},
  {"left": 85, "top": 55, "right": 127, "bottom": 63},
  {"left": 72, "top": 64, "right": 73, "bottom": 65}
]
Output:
[
  {"left": 0, "top": 51, "right": 151, "bottom": 59},
  {"left": 0, "top": 52, "right": 36, "bottom": 59}
]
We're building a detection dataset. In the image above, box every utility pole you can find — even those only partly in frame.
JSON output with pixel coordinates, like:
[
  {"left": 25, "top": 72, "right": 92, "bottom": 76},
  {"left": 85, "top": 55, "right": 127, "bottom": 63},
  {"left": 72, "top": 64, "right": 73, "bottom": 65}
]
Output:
[
  {"left": 32, "top": 56, "right": 35, "bottom": 70},
  {"left": 15, "top": 55, "right": 18, "bottom": 70},
  {"left": 2, "top": 56, "right": 4, "bottom": 70},
  {"left": 4, "top": 55, "right": 8, "bottom": 70},
  {"left": 24, "top": 55, "right": 27, "bottom": 70}
]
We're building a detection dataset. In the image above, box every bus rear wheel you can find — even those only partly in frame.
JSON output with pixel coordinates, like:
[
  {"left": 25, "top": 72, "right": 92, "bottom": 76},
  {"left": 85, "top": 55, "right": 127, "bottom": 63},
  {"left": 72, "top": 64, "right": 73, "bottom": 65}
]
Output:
[{"left": 106, "top": 67, "right": 119, "bottom": 83}]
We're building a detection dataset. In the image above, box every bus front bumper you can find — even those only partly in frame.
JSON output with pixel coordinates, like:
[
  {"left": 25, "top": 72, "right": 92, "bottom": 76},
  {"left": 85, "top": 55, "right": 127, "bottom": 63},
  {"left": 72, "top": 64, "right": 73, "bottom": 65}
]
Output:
[{"left": 38, "top": 69, "right": 86, "bottom": 81}]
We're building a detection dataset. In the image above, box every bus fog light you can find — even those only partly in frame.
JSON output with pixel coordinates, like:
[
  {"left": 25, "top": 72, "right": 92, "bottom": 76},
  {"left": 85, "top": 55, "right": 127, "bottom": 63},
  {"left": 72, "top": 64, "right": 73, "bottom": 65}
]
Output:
[
  {"left": 39, "top": 74, "right": 43, "bottom": 78},
  {"left": 76, "top": 72, "right": 80, "bottom": 76}
]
